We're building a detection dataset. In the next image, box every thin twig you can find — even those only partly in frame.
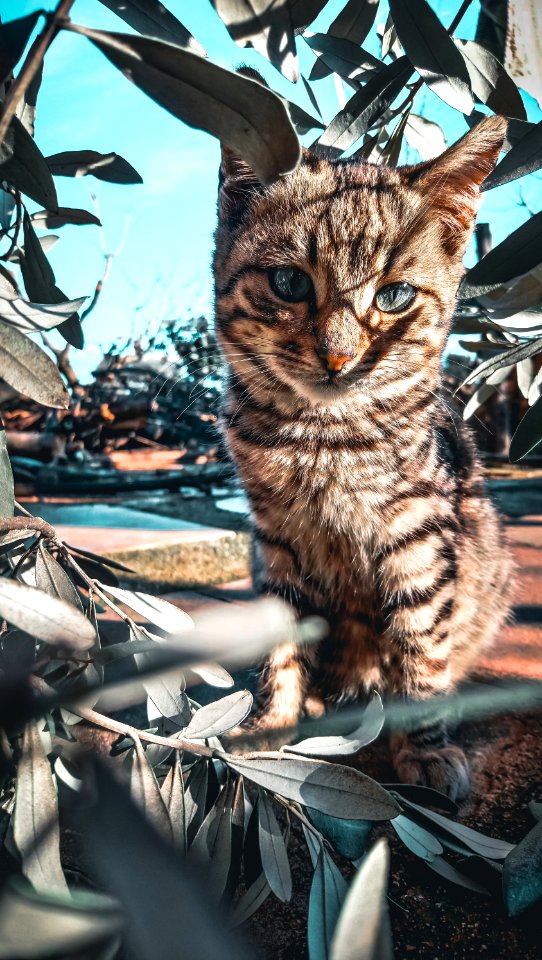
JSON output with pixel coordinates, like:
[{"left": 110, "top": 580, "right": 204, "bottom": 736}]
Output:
[
  {"left": 0, "top": 0, "right": 76, "bottom": 144},
  {"left": 71, "top": 703, "right": 215, "bottom": 758},
  {"left": 0, "top": 515, "right": 59, "bottom": 543}
]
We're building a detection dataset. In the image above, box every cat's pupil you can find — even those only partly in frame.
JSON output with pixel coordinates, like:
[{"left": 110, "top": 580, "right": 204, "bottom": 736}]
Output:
[
  {"left": 376, "top": 282, "right": 416, "bottom": 312},
  {"left": 269, "top": 267, "right": 312, "bottom": 303}
]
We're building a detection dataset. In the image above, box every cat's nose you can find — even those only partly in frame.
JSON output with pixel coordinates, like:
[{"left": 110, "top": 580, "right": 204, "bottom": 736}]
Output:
[{"left": 319, "top": 352, "right": 352, "bottom": 374}]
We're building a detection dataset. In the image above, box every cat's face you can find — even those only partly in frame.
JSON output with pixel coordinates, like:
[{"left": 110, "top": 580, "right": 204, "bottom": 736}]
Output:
[{"left": 214, "top": 117, "right": 506, "bottom": 408}]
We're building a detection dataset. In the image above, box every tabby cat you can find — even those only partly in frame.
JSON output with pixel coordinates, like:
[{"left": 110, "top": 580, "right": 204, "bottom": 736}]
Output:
[{"left": 213, "top": 86, "right": 513, "bottom": 800}]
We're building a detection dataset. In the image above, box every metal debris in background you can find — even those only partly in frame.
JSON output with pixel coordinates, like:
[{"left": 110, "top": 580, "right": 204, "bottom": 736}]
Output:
[{"left": 0, "top": 316, "right": 236, "bottom": 496}]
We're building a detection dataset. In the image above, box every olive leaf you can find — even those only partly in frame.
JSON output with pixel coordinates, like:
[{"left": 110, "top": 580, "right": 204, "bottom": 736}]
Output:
[
  {"left": 391, "top": 814, "right": 443, "bottom": 862},
  {"left": 307, "top": 808, "right": 372, "bottom": 860},
  {"left": 0, "top": 423, "right": 14, "bottom": 518},
  {"left": 0, "top": 12, "right": 41, "bottom": 85},
  {"left": 187, "top": 661, "right": 234, "bottom": 688},
  {"left": 99, "top": 583, "right": 193, "bottom": 634},
  {"left": 483, "top": 119, "right": 542, "bottom": 191},
  {"left": 83, "top": 759, "right": 253, "bottom": 960},
  {"left": 305, "top": 33, "right": 382, "bottom": 85},
  {"left": 454, "top": 39, "right": 526, "bottom": 120},
  {"left": 509, "top": 395, "right": 542, "bottom": 462},
  {"left": 0, "top": 318, "right": 70, "bottom": 408},
  {"left": 460, "top": 338, "right": 542, "bottom": 388},
  {"left": 161, "top": 754, "right": 186, "bottom": 853},
  {"left": 257, "top": 789, "right": 292, "bottom": 902},
  {"left": 0, "top": 295, "right": 86, "bottom": 334},
  {"left": 308, "top": 845, "right": 348, "bottom": 960},
  {"left": 0, "top": 578, "right": 96, "bottom": 650},
  {"left": 65, "top": 24, "right": 300, "bottom": 185},
  {"left": 425, "top": 854, "right": 491, "bottom": 894},
  {"left": 30, "top": 207, "right": 102, "bottom": 228},
  {"left": 314, "top": 56, "right": 413, "bottom": 157},
  {"left": 46, "top": 149, "right": 142, "bottom": 184},
  {"left": 19, "top": 214, "right": 82, "bottom": 349},
  {"left": 184, "top": 689, "right": 253, "bottom": 740},
  {"left": 221, "top": 752, "right": 401, "bottom": 820},
  {"left": 285, "top": 691, "right": 384, "bottom": 757},
  {"left": 0, "top": 117, "right": 58, "bottom": 210},
  {"left": 185, "top": 760, "right": 209, "bottom": 844},
  {"left": 13, "top": 720, "right": 68, "bottom": 893},
  {"left": 128, "top": 622, "right": 189, "bottom": 725},
  {"left": 129, "top": 737, "right": 173, "bottom": 842},
  {"left": 97, "top": 0, "right": 205, "bottom": 54},
  {"left": 189, "top": 779, "right": 234, "bottom": 899},
  {"left": 231, "top": 871, "right": 272, "bottom": 926},
  {"left": 461, "top": 210, "right": 542, "bottom": 298},
  {"left": 0, "top": 878, "right": 123, "bottom": 960},
  {"left": 388, "top": 0, "right": 473, "bottom": 113},
  {"left": 35, "top": 543, "right": 83, "bottom": 610},
  {"left": 330, "top": 838, "right": 393, "bottom": 960},
  {"left": 211, "top": 0, "right": 297, "bottom": 81},
  {"left": 325, "top": 0, "right": 379, "bottom": 54},
  {"left": 404, "top": 112, "right": 446, "bottom": 160},
  {"left": 399, "top": 798, "right": 515, "bottom": 859}
]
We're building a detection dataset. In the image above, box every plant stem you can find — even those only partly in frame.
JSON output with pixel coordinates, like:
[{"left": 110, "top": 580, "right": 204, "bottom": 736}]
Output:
[
  {"left": 0, "top": 515, "right": 59, "bottom": 543},
  {"left": 0, "top": 0, "right": 76, "bottom": 145},
  {"left": 71, "top": 703, "right": 214, "bottom": 758}
]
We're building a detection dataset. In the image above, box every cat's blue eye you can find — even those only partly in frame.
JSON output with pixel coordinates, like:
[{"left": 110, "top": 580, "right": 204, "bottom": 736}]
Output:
[
  {"left": 375, "top": 282, "right": 416, "bottom": 312},
  {"left": 269, "top": 267, "right": 313, "bottom": 303}
]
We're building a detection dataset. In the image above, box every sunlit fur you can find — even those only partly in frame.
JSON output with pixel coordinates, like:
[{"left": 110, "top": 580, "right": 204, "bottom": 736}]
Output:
[{"left": 213, "top": 113, "right": 513, "bottom": 800}]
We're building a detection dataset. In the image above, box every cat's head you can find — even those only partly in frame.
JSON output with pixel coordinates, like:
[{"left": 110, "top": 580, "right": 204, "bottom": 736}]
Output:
[{"left": 214, "top": 85, "right": 506, "bottom": 408}]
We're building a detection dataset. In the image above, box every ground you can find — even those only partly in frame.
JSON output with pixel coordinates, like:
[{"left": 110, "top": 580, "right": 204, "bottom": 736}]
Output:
[{"left": 19, "top": 495, "right": 542, "bottom": 959}]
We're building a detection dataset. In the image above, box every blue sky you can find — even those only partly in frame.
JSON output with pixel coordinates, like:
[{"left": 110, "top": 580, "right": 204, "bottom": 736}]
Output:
[{"left": 8, "top": 0, "right": 542, "bottom": 380}]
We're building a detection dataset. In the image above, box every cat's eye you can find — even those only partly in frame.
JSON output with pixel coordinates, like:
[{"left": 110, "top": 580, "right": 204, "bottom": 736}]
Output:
[
  {"left": 269, "top": 267, "right": 313, "bottom": 303},
  {"left": 375, "top": 282, "right": 416, "bottom": 313}
]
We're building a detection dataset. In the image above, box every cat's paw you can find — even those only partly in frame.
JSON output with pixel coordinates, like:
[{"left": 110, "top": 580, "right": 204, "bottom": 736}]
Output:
[{"left": 393, "top": 744, "right": 470, "bottom": 802}]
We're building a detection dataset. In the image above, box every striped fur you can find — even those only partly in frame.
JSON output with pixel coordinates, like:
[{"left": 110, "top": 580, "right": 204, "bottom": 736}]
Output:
[{"left": 213, "top": 114, "right": 513, "bottom": 799}]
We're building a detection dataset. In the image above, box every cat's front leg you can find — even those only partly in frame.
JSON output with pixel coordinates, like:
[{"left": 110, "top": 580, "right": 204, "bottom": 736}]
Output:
[{"left": 381, "top": 551, "right": 470, "bottom": 801}]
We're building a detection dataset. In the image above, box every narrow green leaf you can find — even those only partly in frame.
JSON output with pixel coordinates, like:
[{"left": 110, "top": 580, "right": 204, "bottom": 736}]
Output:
[
  {"left": 161, "top": 754, "right": 186, "bottom": 853},
  {"left": 97, "top": 0, "right": 205, "bottom": 54},
  {"left": 0, "top": 578, "right": 96, "bottom": 650},
  {"left": 129, "top": 737, "right": 173, "bottom": 842},
  {"left": 509, "top": 395, "right": 542, "bottom": 462},
  {"left": 46, "top": 149, "right": 143, "bottom": 184},
  {"left": 35, "top": 543, "right": 82, "bottom": 610},
  {"left": 0, "top": 422, "right": 14, "bottom": 518},
  {"left": 330, "top": 838, "right": 393, "bottom": 960},
  {"left": 461, "top": 209, "right": 542, "bottom": 298},
  {"left": 0, "top": 13, "right": 41, "bottom": 84},
  {"left": 231, "top": 871, "right": 272, "bottom": 926},
  {"left": 0, "top": 317, "right": 70, "bottom": 408},
  {"left": 399, "top": 798, "right": 514, "bottom": 859},
  {"left": 308, "top": 847, "right": 347, "bottom": 960},
  {"left": 391, "top": 814, "right": 443, "bottom": 862},
  {"left": 189, "top": 779, "right": 234, "bottom": 899},
  {"left": 257, "top": 790, "right": 292, "bottom": 902},
  {"left": 285, "top": 692, "right": 384, "bottom": 757},
  {"left": 307, "top": 808, "right": 372, "bottom": 860},
  {"left": 484, "top": 119, "right": 542, "bottom": 190},
  {"left": 388, "top": 0, "right": 473, "bottom": 113},
  {"left": 185, "top": 760, "right": 209, "bottom": 843},
  {"left": 30, "top": 207, "right": 101, "bottom": 228},
  {"left": 65, "top": 24, "right": 300, "bottom": 185},
  {"left": 0, "top": 117, "right": 57, "bottom": 210},
  {"left": 315, "top": 56, "right": 413, "bottom": 157},
  {"left": 222, "top": 752, "right": 400, "bottom": 821},
  {"left": 13, "top": 720, "right": 68, "bottom": 893},
  {"left": 184, "top": 689, "right": 253, "bottom": 740},
  {"left": 454, "top": 39, "right": 526, "bottom": 120}
]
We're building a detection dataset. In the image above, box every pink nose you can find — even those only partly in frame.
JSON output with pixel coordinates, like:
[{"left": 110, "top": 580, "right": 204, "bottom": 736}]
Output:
[{"left": 322, "top": 353, "right": 351, "bottom": 373}]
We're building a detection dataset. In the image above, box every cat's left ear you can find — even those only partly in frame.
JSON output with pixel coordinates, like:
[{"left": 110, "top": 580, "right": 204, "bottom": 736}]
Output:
[{"left": 406, "top": 114, "right": 508, "bottom": 228}]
